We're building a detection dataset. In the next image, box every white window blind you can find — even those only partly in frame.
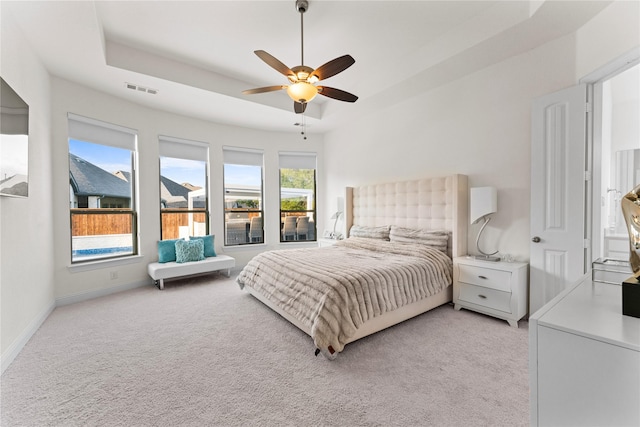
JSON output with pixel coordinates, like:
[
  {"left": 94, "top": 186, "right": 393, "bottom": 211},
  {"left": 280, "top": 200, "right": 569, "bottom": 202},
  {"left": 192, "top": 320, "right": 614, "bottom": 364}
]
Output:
[
  {"left": 279, "top": 151, "right": 317, "bottom": 169},
  {"left": 159, "top": 135, "right": 208, "bottom": 161},
  {"left": 223, "top": 146, "right": 263, "bottom": 166},
  {"left": 68, "top": 113, "right": 136, "bottom": 150}
]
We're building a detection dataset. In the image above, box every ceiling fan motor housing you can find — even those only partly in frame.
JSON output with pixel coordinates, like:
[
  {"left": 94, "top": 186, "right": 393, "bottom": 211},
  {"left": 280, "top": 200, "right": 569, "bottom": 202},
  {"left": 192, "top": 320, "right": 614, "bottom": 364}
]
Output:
[{"left": 296, "top": 0, "right": 308, "bottom": 13}]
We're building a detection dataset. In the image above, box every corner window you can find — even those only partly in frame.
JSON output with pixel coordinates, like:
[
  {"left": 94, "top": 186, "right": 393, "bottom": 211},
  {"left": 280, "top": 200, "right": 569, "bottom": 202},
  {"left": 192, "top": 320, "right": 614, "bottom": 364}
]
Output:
[
  {"left": 68, "top": 114, "right": 138, "bottom": 263},
  {"left": 159, "top": 136, "right": 209, "bottom": 240},
  {"left": 279, "top": 152, "right": 317, "bottom": 242},
  {"left": 223, "top": 147, "right": 263, "bottom": 245}
]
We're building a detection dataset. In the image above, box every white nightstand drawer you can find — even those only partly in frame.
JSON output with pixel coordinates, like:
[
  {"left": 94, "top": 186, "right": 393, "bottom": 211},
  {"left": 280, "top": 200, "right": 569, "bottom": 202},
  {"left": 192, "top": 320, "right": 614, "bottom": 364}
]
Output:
[
  {"left": 458, "top": 264, "right": 512, "bottom": 292},
  {"left": 458, "top": 282, "right": 512, "bottom": 313}
]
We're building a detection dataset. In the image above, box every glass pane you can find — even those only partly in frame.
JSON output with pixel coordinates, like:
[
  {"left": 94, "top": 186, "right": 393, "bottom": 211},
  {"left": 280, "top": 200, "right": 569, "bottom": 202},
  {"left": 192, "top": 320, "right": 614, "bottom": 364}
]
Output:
[
  {"left": 280, "top": 168, "right": 316, "bottom": 242},
  {"left": 280, "top": 212, "right": 316, "bottom": 242},
  {"left": 69, "top": 139, "right": 136, "bottom": 262},
  {"left": 280, "top": 168, "right": 315, "bottom": 210},
  {"left": 160, "top": 156, "right": 207, "bottom": 239},
  {"left": 71, "top": 211, "right": 134, "bottom": 262},
  {"left": 161, "top": 211, "right": 208, "bottom": 240},
  {"left": 224, "top": 163, "right": 262, "bottom": 246},
  {"left": 69, "top": 139, "right": 132, "bottom": 206}
]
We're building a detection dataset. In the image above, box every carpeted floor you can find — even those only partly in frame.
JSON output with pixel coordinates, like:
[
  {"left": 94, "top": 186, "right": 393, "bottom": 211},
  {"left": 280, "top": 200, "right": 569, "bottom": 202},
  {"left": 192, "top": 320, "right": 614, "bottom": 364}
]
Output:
[{"left": 1, "top": 273, "right": 529, "bottom": 426}]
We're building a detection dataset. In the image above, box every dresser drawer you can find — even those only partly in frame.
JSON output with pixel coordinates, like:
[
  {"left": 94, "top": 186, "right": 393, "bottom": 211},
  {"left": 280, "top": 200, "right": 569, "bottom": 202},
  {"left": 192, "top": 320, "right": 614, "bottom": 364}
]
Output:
[
  {"left": 458, "top": 282, "right": 512, "bottom": 313},
  {"left": 457, "top": 264, "right": 512, "bottom": 292}
]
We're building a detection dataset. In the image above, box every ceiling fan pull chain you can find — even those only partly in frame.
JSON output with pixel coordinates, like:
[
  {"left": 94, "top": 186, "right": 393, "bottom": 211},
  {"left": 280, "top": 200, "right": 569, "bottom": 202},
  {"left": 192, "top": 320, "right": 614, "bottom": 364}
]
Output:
[{"left": 301, "top": 112, "right": 307, "bottom": 140}]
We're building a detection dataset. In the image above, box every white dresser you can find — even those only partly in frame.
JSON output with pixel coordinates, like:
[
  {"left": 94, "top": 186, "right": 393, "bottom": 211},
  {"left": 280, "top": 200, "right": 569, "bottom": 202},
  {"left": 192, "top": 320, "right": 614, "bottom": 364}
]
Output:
[{"left": 529, "top": 275, "right": 640, "bottom": 426}]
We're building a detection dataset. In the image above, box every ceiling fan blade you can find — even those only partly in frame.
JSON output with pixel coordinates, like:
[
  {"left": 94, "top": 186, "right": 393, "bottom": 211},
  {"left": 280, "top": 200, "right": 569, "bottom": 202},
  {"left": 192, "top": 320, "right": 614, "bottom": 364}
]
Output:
[
  {"left": 294, "top": 102, "right": 307, "bottom": 114},
  {"left": 242, "top": 85, "right": 287, "bottom": 95},
  {"left": 311, "top": 55, "right": 355, "bottom": 81},
  {"left": 254, "top": 50, "right": 295, "bottom": 79},
  {"left": 317, "top": 86, "right": 358, "bottom": 103}
]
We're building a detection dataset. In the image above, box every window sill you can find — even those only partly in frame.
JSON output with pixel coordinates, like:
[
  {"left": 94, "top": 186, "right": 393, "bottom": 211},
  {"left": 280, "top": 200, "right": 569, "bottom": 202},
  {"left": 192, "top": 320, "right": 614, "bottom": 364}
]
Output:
[
  {"left": 223, "top": 243, "right": 266, "bottom": 250},
  {"left": 68, "top": 255, "right": 145, "bottom": 273}
]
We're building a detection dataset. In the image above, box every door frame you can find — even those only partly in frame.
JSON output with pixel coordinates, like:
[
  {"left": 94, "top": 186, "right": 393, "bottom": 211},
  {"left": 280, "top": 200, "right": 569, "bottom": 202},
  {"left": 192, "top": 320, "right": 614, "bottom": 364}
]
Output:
[{"left": 581, "top": 47, "right": 640, "bottom": 262}]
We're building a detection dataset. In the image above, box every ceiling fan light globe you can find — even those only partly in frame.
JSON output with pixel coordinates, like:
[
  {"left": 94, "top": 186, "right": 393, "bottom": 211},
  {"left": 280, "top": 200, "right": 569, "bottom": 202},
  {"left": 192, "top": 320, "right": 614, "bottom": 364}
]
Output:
[{"left": 287, "top": 82, "right": 318, "bottom": 103}]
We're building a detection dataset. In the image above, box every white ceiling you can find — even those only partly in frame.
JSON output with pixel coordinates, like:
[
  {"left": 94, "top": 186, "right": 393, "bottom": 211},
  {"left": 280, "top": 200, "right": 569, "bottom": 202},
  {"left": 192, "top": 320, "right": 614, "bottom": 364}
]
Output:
[{"left": 2, "top": 0, "right": 611, "bottom": 134}]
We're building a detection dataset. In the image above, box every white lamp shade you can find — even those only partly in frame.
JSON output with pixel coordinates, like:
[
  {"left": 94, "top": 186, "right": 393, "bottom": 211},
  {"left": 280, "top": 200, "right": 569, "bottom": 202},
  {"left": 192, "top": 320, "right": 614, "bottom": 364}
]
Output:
[{"left": 470, "top": 187, "right": 497, "bottom": 224}]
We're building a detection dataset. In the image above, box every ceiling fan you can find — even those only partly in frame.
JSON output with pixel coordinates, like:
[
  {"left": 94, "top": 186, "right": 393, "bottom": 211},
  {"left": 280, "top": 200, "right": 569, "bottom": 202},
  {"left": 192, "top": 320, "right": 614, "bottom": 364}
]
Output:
[{"left": 242, "top": 0, "right": 358, "bottom": 114}]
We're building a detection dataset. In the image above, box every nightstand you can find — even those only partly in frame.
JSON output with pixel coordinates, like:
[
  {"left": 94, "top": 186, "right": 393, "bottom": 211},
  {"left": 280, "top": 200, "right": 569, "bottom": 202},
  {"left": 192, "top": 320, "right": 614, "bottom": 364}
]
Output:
[
  {"left": 453, "top": 257, "right": 528, "bottom": 327},
  {"left": 318, "top": 238, "right": 339, "bottom": 247}
]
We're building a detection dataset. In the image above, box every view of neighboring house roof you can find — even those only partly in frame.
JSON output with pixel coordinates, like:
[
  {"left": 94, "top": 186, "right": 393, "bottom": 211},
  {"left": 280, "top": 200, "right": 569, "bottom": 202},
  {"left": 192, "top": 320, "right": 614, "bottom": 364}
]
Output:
[
  {"left": 69, "top": 153, "right": 204, "bottom": 208},
  {"left": 114, "top": 170, "right": 130, "bottom": 182},
  {"left": 160, "top": 175, "right": 191, "bottom": 207},
  {"left": 69, "top": 153, "right": 130, "bottom": 199},
  {"left": 161, "top": 176, "right": 206, "bottom": 209},
  {"left": 182, "top": 183, "right": 200, "bottom": 192}
]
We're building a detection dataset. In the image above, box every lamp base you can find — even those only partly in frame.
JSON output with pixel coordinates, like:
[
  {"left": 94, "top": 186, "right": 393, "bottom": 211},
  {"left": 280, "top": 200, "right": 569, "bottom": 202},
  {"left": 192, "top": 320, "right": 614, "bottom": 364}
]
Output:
[
  {"left": 473, "top": 255, "right": 501, "bottom": 262},
  {"left": 622, "top": 272, "right": 640, "bottom": 318}
]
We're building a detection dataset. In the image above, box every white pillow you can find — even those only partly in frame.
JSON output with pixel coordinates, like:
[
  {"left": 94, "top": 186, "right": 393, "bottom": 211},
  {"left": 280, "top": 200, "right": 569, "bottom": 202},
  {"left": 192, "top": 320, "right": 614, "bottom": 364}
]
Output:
[
  {"left": 389, "top": 226, "right": 449, "bottom": 253},
  {"left": 349, "top": 225, "right": 391, "bottom": 240}
]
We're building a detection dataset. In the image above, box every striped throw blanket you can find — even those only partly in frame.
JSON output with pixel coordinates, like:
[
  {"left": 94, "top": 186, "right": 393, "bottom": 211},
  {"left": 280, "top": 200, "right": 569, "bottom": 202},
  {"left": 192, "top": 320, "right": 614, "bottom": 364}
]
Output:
[{"left": 237, "top": 237, "right": 452, "bottom": 358}]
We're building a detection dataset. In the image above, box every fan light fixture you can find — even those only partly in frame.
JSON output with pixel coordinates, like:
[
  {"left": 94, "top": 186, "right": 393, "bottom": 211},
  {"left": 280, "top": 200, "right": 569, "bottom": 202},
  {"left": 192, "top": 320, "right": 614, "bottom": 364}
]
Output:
[
  {"left": 242, "top": 0, "right": 357, "bottom": 115},
  {"left": 470, "top": 187, "right": 500, "bottom": 262},
  {"left": 287, "top": 81, "right": 318, "bottom": 103}
]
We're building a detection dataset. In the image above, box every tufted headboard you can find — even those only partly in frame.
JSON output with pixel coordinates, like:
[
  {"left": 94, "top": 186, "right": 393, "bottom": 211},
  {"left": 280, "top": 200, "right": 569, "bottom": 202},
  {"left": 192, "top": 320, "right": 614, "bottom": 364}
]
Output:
[{"left": 344, "top": 174, "right": 468, "bottom": 258}]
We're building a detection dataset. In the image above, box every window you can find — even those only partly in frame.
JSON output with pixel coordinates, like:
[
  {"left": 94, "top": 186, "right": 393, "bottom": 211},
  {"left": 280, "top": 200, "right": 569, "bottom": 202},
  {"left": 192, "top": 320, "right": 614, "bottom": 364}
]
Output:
[
  {"left": 279, "top": 152, "right": 317, "bottom": 242},
  {"left": 159, "top": 136, "right": 209, "bottom": 240},
  {"left": 68, "top": 113, "right": 137, "bottom": 263},
  {"left": 223, "top": 147, "right": 263, "bottom": 246}
]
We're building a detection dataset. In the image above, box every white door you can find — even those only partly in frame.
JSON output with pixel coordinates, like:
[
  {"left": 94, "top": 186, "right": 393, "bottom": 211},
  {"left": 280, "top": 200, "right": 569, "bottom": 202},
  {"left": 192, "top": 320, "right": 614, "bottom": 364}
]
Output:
[{"left": 530, "top": 84, "right": 588, "bottom": 315}]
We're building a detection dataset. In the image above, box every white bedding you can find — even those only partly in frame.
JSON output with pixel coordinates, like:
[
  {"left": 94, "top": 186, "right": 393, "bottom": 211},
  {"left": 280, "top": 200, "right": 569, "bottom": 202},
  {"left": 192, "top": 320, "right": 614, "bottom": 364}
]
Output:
[{"left": 237, "top": 237, "right": 452, "bottom": 358}]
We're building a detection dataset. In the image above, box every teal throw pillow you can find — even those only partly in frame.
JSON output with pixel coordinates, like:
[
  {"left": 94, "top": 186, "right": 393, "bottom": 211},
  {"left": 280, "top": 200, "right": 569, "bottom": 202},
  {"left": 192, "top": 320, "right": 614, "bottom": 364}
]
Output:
[
  {"left": 175, "top": 239, "right": 205, "bottom": 263},
  {"left": 189, "top": 235, "right": 216, "bottom": 257},
  {"left": 158, "top": 238, "right": 184, "bottom": 263}
]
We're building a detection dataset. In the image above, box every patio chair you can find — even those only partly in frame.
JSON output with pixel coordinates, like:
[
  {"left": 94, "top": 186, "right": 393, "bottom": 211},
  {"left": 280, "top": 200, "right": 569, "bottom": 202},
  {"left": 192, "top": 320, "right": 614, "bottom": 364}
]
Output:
[
  {"left": 282, "top": 216, "right": 297, "bottom": 241},
  {"left": 296, "top": 216, "right": 310, "bottom": 240},
  {"left": 249, "top": 216, "right": 263, "bottom": 243}
]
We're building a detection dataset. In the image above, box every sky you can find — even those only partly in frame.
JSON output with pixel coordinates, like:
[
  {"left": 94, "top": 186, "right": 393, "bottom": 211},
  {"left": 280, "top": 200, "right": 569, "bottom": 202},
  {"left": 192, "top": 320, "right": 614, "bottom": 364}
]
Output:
[
  {"left": 69, "top": 139, "right": 260, "bottom": 189},
  {"left": 0, "top": 134, "right": 28, "bottom": 179}
]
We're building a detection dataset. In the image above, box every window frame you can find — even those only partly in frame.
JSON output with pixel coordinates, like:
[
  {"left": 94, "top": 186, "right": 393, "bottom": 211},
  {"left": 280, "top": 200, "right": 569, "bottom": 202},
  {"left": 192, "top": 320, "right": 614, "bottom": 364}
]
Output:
[
  {"left": 222, "top": 147, "right": 264, "bottom": 246},
  {"left": 279, "top": 152, "right": 317, "bottom": 243},
  {"left": 158, "top": 136, "right": 210, "bottom": 241},
  {"left": 67, "top": 113, "right": 138, "bottom": 264}
]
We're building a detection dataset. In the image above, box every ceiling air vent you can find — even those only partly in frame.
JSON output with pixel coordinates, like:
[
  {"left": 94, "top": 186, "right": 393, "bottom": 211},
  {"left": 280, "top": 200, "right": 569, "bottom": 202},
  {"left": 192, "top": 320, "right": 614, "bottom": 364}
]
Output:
[{"left": 125, "top": 82, "right": 158, "bottom": 95}]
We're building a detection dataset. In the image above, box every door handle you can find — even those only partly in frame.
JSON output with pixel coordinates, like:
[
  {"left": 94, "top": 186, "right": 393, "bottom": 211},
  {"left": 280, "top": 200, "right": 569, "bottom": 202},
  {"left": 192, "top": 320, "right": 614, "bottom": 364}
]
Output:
[{"left": 532, "top": 236, "right": 541, "bottom": 243}]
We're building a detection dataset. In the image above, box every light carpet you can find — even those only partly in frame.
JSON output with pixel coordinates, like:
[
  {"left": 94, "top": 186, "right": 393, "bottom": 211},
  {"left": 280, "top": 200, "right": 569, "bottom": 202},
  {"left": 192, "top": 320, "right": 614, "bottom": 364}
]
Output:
[{"left": 1, "top": 273, "right": 529, "bottom": 426}]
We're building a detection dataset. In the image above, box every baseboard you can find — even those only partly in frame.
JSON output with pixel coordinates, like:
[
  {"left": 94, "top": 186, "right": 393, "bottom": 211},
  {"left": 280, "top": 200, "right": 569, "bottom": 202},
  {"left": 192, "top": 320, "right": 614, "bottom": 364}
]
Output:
[
  {"left": 1, "top": 300, "right": 55, "bottom": 375},
  {"left": 56, "top": 279, "right": 151, "bottom": 306}
]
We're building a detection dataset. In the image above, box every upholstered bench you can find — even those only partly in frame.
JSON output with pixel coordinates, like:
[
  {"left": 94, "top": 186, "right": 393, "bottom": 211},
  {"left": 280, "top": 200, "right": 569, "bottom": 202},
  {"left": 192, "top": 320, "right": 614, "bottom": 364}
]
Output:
[{"left": 147, "top": 254, "right": 235, "bottom": 290}]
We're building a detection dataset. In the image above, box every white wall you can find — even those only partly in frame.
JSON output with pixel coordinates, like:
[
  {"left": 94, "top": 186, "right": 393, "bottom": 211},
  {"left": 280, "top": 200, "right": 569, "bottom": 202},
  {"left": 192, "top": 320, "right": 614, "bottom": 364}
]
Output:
[
  {"left": 575, "top": 0, "right": 640, "bottom": 82},
  {"left": 611, "top": 66, "right": 640, "bottom": 154},
  {"left": 323, "top": 0, "right": 639, "bottom": 263},
  {"left": 51, "top": 78, "right": 324, "bottom": 301},
  {"left": 323, "top": 34, "right": 576, "bottom": 262},
  {"left": 1, "top": 12, "right": 55, "bottom": 370}
]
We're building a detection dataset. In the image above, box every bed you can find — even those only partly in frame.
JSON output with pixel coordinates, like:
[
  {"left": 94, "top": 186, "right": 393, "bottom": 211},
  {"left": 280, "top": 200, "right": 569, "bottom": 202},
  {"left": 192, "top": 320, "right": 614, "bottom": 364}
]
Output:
[{"left": 237, "top": 174, "right": 468, "bottom": 359}]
